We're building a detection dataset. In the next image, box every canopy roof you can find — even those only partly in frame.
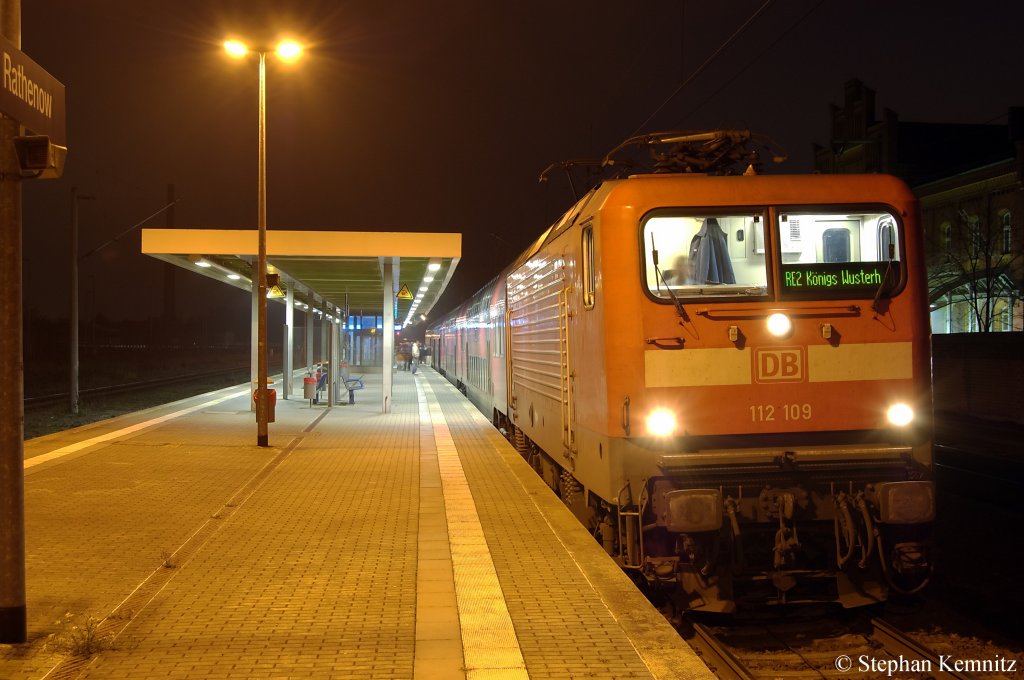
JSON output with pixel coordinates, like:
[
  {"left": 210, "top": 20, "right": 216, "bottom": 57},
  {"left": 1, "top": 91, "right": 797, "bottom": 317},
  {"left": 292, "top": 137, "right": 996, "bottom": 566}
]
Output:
[{"left": 141, "top": 228, "right": 461, "bottom": 325}]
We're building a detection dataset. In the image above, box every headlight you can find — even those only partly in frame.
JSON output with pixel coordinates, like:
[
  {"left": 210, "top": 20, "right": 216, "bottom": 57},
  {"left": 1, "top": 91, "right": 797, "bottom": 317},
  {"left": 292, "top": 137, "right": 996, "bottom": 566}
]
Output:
[
  {"left": 646, "top": 408, "right": 677, "bottom": 437},
  {"left": 766, "top": 313, "right": 792, "bottom": 337},
  {"left": 886, "top": 403, "right": 914, "bottom": 427}
]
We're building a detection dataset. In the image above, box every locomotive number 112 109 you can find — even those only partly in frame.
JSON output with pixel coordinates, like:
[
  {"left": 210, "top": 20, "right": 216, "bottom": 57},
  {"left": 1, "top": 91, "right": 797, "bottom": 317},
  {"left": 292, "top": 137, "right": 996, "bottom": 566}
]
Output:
[{"left": 749, "top": 403, "right": 812, "bottom": 422}]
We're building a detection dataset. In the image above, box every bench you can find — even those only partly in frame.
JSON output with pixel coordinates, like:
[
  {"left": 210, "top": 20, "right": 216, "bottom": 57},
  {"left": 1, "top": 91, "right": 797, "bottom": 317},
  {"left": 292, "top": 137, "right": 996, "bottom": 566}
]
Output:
[
  {"left": 311, "top": 367, "right": 364, "bottom": 405},
  {"left": 342, "top": 373, "right": 364, "bottom": 404}
]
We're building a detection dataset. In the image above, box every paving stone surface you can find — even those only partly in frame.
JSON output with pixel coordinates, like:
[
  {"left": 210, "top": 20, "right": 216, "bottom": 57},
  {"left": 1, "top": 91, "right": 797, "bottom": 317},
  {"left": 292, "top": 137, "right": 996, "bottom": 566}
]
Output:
[{"left": 1, "top": 370, "right": 710, "bottom": 680}]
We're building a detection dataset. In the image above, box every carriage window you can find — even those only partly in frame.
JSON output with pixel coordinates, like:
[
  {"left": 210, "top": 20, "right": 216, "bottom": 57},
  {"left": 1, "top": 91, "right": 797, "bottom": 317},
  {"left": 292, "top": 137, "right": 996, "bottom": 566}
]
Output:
[
  {"left": 642, "top": 212, "right": 769, "bottom": 300},
  {"left": 778, "top": 210, "right": 903, "bottom": 299}
]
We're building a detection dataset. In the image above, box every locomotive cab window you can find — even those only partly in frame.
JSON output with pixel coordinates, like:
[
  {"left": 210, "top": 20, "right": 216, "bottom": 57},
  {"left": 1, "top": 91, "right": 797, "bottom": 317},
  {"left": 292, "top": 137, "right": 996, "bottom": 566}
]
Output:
[
  {"left": 777, "top": 209, "right": 904, "bottom": 300},
  {"left": 642, "top": 212, "right": 769, "bottom": 300}
]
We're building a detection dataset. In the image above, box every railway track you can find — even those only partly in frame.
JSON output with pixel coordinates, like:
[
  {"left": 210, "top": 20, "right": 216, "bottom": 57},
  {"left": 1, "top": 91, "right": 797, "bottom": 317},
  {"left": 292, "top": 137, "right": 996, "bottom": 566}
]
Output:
[
  {"left": 685, "top": 615, "right": 1002, "bottom": 680},
  {"left": 23, "top": 366, "right": 250, "bottom": 410}
]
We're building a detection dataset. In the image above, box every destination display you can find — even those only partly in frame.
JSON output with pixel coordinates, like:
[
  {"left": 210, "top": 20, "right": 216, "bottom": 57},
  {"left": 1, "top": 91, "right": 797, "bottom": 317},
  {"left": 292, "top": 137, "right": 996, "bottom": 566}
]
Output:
[{"left": 780, "top": 261, "right": 897, "bottom": 292}]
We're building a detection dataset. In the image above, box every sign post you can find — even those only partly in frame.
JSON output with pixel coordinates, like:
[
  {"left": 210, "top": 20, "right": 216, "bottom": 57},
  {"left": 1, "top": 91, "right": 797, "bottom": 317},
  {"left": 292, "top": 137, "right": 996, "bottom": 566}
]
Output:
[{"left": 0, "top": 0, "right": 66, "bottom": 644}]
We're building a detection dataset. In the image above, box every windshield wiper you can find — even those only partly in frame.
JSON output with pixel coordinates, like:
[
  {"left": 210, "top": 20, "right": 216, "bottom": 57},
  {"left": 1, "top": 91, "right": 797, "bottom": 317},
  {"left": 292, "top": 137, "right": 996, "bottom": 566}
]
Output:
[
  {"left": 871, "top": 243, "right": 896, "bottom": 313},
  {"left": 650, "top": 236, "right": 689, "bottom": 322}
]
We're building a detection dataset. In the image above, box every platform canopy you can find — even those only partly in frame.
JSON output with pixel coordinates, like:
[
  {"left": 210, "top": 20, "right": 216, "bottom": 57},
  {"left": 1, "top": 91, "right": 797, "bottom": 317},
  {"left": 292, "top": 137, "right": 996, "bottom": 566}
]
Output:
[{"left": 141, "top": 228, "right": 461, "bottom": 326}]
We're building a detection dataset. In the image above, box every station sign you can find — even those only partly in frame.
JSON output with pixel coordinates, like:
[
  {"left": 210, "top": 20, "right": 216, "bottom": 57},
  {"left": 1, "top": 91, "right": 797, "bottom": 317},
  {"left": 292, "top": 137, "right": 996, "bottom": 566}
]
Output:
[{"left": 0, "top": 34, "right": 66, "bottom": 145}]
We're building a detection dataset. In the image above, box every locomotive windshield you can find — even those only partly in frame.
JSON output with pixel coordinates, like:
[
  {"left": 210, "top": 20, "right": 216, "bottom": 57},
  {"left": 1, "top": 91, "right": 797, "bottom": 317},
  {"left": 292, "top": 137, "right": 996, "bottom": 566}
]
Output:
[
  {"left": 775, "top": 209, "right": 902, "bottom": 300},
  {"left": 642, "top": 208, "right": 903, "bottom": 301},
  {"left": 643, "top": 212, "right": 769, "bottom": 298}
]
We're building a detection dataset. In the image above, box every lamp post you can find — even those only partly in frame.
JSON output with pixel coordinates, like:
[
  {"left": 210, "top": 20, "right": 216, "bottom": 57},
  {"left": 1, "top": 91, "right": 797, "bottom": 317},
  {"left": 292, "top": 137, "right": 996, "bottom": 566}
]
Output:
[{"left": 225, "top": 38, "right": 301, "bottom": 447}]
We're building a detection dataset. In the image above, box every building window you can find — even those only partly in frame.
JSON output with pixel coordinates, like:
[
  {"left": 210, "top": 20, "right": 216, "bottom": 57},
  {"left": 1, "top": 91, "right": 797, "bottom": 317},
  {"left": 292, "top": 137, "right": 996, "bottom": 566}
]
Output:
[
  {"left": 967, "top": 215, "right": 981, "bottom": 258},
  {"left": 1002, "top": 211, "right": 1012, "bottom": 254},
  {"left": 996, "top": 299, "right": 1010, "bottom": 332}
]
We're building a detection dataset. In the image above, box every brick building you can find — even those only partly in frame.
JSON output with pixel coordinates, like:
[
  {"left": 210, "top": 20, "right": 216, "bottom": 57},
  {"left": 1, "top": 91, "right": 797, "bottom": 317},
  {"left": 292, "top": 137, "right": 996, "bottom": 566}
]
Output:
[{"left": 813, "top": 79, "right": 1024, "bottom": 332}]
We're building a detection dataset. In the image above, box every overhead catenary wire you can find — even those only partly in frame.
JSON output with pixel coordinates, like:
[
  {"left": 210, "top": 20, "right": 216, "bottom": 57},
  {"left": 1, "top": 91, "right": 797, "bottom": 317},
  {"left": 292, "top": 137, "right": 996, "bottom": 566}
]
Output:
[
  {"left": 79, "top": 199, "right": 180, "bottom": 261},
  {"left": 672, "top": 0, "right": 827, "bottom": 127},
  {"left": 626, "top": 0, "right": 775, "bottom": 139}
]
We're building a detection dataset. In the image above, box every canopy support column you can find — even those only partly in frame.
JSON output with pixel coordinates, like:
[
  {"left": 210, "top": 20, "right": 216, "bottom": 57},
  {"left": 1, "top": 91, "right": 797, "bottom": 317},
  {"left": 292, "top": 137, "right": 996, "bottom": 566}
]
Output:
[
  {"left": 305, "top": 300, "right": 313, "bottom": 374},
  {"left": 250, "top": 280, "right": 257, "bottom": 412},
  {"left": 284, "top": 286, "right": 293, "bottom": 400},
  {"left": 383, "top": 261, "right": 394, "bottom": 413},
  {"left": 319, "top": 305, "right": 327, "bottom": 366}
]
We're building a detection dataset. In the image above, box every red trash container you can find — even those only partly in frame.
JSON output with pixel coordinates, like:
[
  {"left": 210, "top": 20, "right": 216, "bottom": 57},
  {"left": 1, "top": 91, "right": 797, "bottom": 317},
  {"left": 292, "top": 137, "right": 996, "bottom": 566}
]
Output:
[{"left": 253, "top": 387, "right": 277, "bottom": 423}]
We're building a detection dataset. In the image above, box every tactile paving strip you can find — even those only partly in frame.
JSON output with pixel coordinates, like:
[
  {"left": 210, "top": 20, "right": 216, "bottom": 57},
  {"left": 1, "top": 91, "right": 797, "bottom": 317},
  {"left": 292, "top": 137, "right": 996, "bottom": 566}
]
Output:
[{"left": 416, "top": 378, "right": 529, "bottom": 679}]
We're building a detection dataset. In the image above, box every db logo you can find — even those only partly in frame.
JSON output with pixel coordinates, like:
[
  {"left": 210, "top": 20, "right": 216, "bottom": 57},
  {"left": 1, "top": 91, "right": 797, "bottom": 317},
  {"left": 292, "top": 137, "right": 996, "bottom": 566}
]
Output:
[{"left": 754, "top": 347, "right": 805, "bottom": 382}]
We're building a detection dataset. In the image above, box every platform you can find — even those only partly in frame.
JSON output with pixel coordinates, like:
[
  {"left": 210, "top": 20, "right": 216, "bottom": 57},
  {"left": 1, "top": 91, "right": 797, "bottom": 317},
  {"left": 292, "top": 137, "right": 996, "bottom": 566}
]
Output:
[{"left": 2, "top": 368, "right": 711, "bottom": 679}]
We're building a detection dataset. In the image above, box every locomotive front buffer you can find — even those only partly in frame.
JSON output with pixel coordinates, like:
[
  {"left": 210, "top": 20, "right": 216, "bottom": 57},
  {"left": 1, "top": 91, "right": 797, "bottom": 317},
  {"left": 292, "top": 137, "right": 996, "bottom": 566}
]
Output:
[{"left": 613, "top": 448, "right": 936, "bottom": 614}]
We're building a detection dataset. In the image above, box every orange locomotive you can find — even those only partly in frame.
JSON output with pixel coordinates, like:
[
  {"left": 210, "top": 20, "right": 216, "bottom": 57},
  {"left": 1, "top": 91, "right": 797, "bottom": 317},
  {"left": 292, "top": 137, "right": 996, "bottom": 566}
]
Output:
[{"left": 430, "top": 132, "right": 934, "bottom": 613}]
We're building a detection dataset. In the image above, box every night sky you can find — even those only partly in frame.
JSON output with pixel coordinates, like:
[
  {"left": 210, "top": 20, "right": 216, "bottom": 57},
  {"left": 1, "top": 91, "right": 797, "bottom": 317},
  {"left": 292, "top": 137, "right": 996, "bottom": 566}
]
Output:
[{"left": 17, "top": 0, "right": 1024, "bottom": 329}]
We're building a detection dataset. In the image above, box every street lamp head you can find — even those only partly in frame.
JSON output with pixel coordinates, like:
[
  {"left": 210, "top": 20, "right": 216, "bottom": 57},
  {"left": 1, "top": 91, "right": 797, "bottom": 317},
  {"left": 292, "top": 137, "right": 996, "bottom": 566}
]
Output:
[
  {"left": 224, "top": 40, "right": 249, "bottom": 58},
  {"left": 225, "top": 38, "right": 303, "bottom": 62},
  {"left": 275, "top": 40, "right": 303, "bottom": 62}
]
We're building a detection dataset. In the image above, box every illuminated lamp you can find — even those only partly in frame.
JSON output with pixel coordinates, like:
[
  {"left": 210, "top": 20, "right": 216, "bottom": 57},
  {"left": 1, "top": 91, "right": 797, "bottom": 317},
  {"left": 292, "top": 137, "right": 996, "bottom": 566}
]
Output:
[
  {"left": 886, "top": 403, "right": 914, "bottom": 427},
  {"left": 646, "top": 408, "right": 677, "bottom": 437},
  {"left": 766, "top": 312, "right": 791, "bottom": 337},
  {"left": 276, "top": 40, "right": 302, "bottom": 62},
  {"left": 224, "top": 40, "right": 248, "bottom": 57}
]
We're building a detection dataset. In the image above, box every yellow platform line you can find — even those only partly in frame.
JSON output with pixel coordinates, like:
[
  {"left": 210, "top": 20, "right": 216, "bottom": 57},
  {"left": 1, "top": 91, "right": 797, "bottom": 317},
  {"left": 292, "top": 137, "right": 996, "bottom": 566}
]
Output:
[
  {"left": 417, "top": 378, "right": 528, "bottom": 680},
  {"left": 24, "top": 389, "right": 250, "bottom": 469}
]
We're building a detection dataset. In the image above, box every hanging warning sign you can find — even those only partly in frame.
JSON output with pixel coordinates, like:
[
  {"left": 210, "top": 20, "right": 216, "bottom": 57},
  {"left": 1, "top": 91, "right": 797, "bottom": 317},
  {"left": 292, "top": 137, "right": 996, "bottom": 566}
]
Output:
[{"left": 397, "top": 284, "right": 413, "bottom": 300}]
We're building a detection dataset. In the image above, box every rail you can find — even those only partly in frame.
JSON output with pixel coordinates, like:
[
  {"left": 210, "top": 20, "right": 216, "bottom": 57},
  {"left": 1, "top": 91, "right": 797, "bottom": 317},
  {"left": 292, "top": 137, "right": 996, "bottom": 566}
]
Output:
[
  {"left": 24, "top": 366, "right": 250, "bottom": 410},
  {"left": 684, "top": 616, "right": 994, "bottom": 680}
]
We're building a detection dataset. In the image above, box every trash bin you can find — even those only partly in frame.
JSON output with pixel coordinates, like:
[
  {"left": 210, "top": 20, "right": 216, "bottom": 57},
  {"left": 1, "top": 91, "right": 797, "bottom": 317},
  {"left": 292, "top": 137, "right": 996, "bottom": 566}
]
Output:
[
  {"left": 253, "top": 387, "right": 277, "bottom": 423},
  {"left": 303, "top": 376, "right": 316, "bottom": 401}
]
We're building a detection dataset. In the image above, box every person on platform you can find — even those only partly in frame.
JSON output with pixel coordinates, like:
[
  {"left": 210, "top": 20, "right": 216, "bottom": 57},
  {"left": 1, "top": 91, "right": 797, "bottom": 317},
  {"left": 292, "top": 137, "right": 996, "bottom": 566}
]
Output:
[{"left": 397, "top": 341, "right": 411, "bottom": 370}]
